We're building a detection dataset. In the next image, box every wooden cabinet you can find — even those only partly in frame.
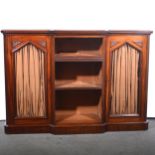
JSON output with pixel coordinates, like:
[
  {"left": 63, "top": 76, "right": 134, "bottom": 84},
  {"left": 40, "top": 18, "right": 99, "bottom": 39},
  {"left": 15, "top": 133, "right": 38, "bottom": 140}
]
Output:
[{"left": 1, "top": 30, "right": 152, "bottom": 134}]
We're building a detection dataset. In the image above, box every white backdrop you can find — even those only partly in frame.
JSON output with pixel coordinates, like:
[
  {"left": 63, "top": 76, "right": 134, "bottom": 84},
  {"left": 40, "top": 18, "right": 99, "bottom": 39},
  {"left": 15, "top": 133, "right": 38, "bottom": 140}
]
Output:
[{"left": 0, "top": 0, "right": 155, "bottom": 120}]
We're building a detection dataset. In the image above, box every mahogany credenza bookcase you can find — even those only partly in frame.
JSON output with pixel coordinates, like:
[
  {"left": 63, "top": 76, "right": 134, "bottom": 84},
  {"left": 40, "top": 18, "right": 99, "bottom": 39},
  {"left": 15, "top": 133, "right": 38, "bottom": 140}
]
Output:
[{"left": 1, "top": 30, "right": 152, "bottom": 134}]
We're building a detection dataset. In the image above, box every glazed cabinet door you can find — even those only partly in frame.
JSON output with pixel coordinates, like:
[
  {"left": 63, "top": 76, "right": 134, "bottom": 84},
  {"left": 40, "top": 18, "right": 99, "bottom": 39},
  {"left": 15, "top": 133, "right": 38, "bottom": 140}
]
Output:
[
  {"left": 106, "top": 35, "right": 149, "bottom": 123},
  {"left": 4, "top": 34, "right": 54, "bottom": 125}
]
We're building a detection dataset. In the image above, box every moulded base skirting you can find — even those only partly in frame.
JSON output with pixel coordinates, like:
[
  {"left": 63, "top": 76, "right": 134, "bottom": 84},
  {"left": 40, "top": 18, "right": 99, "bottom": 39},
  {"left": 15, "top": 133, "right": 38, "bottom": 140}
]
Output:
[
  {"left": 106, "top": 121, "right": 148, "bottom": 131},
  {"left": 5, "top": 125, "right": 50, "bottom": 134},
  {"left": 4, "top": 121, "right": 148, "bottom": 134},
  {"left": 51, "top": 124, "right": 106, "bottom": 134}
]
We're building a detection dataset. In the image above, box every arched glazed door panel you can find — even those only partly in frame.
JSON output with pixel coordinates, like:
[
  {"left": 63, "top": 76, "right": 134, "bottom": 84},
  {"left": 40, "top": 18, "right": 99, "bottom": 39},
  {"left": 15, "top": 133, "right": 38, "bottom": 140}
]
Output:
[
  {"left": 5, "top": 35, "right": 54, "bottom": 125},
  {"left": 106, "top": 35, "right": 148, "bottom": 122},
  {"left": 110, "top": 43, "right": 140, "bottom": 115},
  {"left": 14, "top": 43, "right": 46, "bottom": 117}
]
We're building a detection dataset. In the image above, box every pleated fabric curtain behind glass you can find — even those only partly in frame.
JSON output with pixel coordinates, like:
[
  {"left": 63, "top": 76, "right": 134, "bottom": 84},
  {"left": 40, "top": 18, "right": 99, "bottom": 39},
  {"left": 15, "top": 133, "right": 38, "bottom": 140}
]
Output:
[
  {"left": 15, "top": 44, "right": 46, "bottom": 117},
  {"left": 110, "top": 44, "right": 139, "bottom": 115}
]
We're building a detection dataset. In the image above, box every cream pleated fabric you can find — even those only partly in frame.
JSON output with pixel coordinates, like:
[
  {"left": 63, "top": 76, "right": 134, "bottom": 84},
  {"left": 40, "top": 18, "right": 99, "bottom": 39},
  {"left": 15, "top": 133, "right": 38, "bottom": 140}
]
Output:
[
  {"left": 15, "top": 44, "right": 46, "bottom": 117},
  {"left": 110, "top": 44, "right": 139, "bottom": 115}
]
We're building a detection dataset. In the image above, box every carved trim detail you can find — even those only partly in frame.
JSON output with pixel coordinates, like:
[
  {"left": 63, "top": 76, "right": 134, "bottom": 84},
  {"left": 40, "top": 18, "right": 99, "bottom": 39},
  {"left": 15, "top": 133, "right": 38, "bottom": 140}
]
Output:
[
  {"left": 110, "top": 41, "right": 119, "bottom": 47},
  {"left": 12, "top": 40, "right": 21, "bottom": 48},
  {"left": 133, "top": 41, "right": 143, "bottom": 47},
  {"left": 39, "top": 40, "right": 47, "bottom": 48}
]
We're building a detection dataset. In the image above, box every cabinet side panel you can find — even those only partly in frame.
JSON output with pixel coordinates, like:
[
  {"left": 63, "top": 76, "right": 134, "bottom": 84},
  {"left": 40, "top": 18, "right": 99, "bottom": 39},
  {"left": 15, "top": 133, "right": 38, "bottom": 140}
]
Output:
[{"left": 3, "top": 35, "right": 15, "bottom": 124}]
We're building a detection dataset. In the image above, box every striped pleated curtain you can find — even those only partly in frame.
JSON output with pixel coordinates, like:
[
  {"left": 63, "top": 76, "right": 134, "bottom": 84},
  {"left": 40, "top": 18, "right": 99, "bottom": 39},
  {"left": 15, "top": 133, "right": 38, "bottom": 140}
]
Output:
[
  {"left": 15, "top": 44, "right": 46, "bottom": 117},
  {"left": 110, "top": 44, "right": 139, "bottom": 115}
]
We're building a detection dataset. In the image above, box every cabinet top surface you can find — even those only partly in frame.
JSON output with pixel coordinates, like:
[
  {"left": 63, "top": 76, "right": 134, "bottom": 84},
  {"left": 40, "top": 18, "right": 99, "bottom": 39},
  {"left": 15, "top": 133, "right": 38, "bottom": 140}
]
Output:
[{"left": 1, "top": 30, "right": 153, "bottom": 35}]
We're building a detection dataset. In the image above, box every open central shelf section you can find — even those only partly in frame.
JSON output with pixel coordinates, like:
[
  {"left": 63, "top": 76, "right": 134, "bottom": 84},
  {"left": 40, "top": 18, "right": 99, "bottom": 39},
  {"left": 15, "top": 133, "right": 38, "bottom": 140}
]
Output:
[
  {"left": 55, "top": 62, "right": 102, "bottom": 90},
  {"left": 55, "top": 90, "right": 102, "bottom": 125},
  {"left": 55, "top": 37, "right": 104, "bottom": 62},
  {"left": 54, "top": 36, "right": 104, "bottom": 125}
]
